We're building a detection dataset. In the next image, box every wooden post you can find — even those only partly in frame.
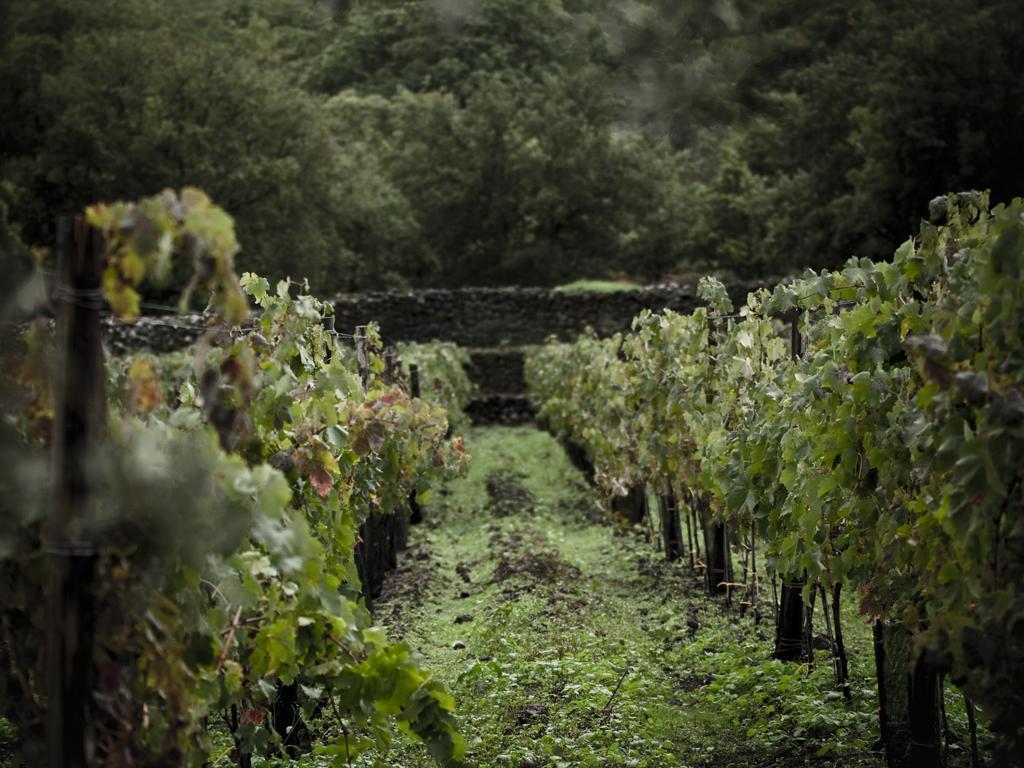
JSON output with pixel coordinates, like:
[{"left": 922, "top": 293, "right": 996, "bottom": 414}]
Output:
[
  {"left": 691, "top": 508, "right": 701, "bottom": 563},
  {"left": 774, "top": 574, "right": 807, "bottom": 661},
  {"left": 908, "top": 655, "right": 944, "bottom": 768},
  {"left": 685, "top": 502, "right": 695, "bottom": 569},
  {"left": 321, "top": 310, "right": 335, "bottom": 363},
  {"left": 352, "top": 328, "right": 373, "bottom": 607},
  {"left": 46, "top": 215, "right": 107, "bottom": 768},
  {"left": 354, "top": 325, "right": 368, "bottom": 388},
  {"left": 873, "top": 622, "right": 892, "bottom": 763},
  {"left": 803, "top": 583, "right": 817, "bottom": 666},
  {"left": 390, "top": 355, "right": 415, "bottom": 540},
  {"left": 723, "top": 519, "right": 732, "bottom": 607},
  {"left": 658, "top": 488, "right": 684, "bottom": 561},
  {"left": 702, "top": 507, "right": 731, "bottom": 596},
  {"left": 407, "top": 363, "right": 424, "bottom": 524},
  {"left": 790, "top": 311, "right": 803, "bottom": 360},
  {"left": 964, "top": 696, "right": 979, "bottom": 768},
  {"left": 831, "top": 583, "right": 852, "bottom": 700},
  {"left": 409, "top": 364, "right": 421, "bottom": 398},
  {"left": 611, "top": 485, "right": 645, "bottom": 525},
  {"left": 382, "top": 346, "right": 400, "bottom": 568},
  {"left": 772, "top": 316, "right": 809, "bottom": 654},
  {"left": 355, "top": 522, "right": 373, "bottom": 613},
  {"left": 678, "top": 484, "right": 695, "bottom": 569},
  {"left": 819, "top": 584, "right": 838, "bottom": 683},
  {"left": 750, "top": 523, "right": 759, "bottom": 624}
]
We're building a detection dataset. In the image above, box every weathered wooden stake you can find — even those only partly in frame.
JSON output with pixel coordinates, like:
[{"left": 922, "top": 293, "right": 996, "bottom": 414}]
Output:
[
  {"left": 774, "top": 574, "right": 806, "bottom": 661},
  {"left": 773, "top": 314, "right": 811, "bottom": 657},
  {"left": 354, "top": 325, "right": 369, "bottom": 388},
  {"left": 407, "top": 364, "right": 424, "bottom": 525},
  {"left": 803, "top": 582, "right": 817, "bottom": 666},
  {"left": 750, "top": 523, "right": 759, "bottom": 624},
  {"left": 691, "top": 508, "right": 701, "bottom": 563},
  {"left": 658, "top": 488, "right": 684, "bottom": 561},
  {"left": 46, "top": 215, "right": 106, "bottom": 768},
  {"left": 684, "top": 498, "right": 695, "bottom": 569},
  {"left": 352, "top": 328, "right": 373, "bottom": 607},
  {"left": 790, "top": 311, "right": 803, "bottom": 360},
  {"left": 965, "top": 695, "right": 979, "bottom": 768},
  {"left": 819, "top": 583, "right": 839, "bottom": 684},
  {"left": 831, "top": 583, "right": 852, "bottom": 701},
  {"left": 409, "top": 364, "right": 421, "bottom": 398}
]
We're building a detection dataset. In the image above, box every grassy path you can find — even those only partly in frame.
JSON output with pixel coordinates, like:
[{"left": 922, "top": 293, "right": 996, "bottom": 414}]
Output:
[{"left": 364, "top": 426, "right": 884, "bottom": 768}]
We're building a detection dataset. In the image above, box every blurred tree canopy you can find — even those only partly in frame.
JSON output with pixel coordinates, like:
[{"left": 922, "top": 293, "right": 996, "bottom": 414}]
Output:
[{"left": 1, "top": 0, "right": 1021, "bottom": 291}]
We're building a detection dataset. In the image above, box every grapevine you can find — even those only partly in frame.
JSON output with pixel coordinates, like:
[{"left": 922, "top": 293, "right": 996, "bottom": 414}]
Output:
[
  {"left": 526, "top": 191, "right": 1024, "bottom": 759},
  {"left": 0, "top": 190, "right": 470, "bottom": 767}
]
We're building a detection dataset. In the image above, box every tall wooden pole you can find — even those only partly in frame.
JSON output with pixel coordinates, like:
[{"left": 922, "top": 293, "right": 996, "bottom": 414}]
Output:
[
  {"left": 408, "top": 363, "right": 423, "bottom": 525},
  {"left": 46, "top": 215, "right": 106, "bottom": 768},
  {"left": 354, "top": 325, "right": 368, "bottom": 389},
  {"left": 774, "top": 309, "right": 807, "bottom": 659}
]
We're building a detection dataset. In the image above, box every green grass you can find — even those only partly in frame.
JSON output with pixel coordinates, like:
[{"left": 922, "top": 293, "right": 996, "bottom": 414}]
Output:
[
  {"left": 338, "top": 426, "right": 895, "bottom": 768},
  {"left": 553, "top": 279, "right": 640, "bottom": 294}
]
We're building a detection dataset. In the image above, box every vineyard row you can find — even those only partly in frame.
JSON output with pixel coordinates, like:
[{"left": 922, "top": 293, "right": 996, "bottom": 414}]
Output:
[
  {"left": 525, "top": 191, "right": 1024, "bottom": 768},
  {"left": 1, "top": 191, "right": 475, "bottom": 768}
]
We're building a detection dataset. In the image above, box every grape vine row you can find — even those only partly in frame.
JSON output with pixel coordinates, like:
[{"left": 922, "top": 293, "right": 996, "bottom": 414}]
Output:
[
  {"left": 526, "top": 191, "right": 1024, "bottom": 765},
  {"left": 0, "top": 190, "right": 470, "bottom": 767}
]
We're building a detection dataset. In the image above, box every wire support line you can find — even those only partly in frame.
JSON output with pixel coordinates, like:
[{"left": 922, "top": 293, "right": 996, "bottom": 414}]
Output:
[
  {"left": 709, "top": 296, "right": 862, "bottom": 325},
  {"left": 51, "top": 285, "right": 107, "bottom": 310}
]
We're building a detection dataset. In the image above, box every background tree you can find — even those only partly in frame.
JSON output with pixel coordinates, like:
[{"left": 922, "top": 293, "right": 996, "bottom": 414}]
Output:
[{"left": 1, "top": 0, "right": 1021, "bottom": 291}]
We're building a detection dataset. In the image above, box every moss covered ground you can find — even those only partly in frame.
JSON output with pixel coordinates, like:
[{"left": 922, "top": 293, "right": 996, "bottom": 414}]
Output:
[{"left": 352, "top": 426, "right": 906, "bottom": 768}]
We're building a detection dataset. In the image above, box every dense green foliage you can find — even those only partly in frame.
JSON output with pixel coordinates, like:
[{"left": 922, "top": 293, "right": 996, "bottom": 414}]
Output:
[
  {"left": 526, "top": 192, "right": 1024, "bottom": 761},
  {"left": 2, "top": 0, "right": 1021, "bottom": 289},
  {"left": 0, "top": 192, "right": 469, "bottom": 766},
  {"left": 395, "top": 342, "right": 475, "bottom": 430}
]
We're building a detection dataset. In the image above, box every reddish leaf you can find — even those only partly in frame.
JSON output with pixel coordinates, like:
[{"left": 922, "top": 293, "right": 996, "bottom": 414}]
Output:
[
  {"left": 241, "top": 707, "right": 264, "bottom": 726},
  {"left": 376, "top": 390, "right": 402, "bottom": 406},
  {"left": 309, "top": 467, "right": 334, "bottom": 497}
]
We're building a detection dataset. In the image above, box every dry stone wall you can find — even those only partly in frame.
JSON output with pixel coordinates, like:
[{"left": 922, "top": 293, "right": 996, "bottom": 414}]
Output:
[
  {"left": 327, "top": 282, "right": 756, "bottom": 348},
  {"left": 92, "top": 282, "right": 760, "bottom": 424},
  {"left": 98, "top": 282, "right": 758, "bottom": 354}
]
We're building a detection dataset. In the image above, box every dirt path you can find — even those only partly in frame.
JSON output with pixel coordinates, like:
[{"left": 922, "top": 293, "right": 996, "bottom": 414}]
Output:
[{"left": 365, "top": 426, "right": 882, "bottom": 768}]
